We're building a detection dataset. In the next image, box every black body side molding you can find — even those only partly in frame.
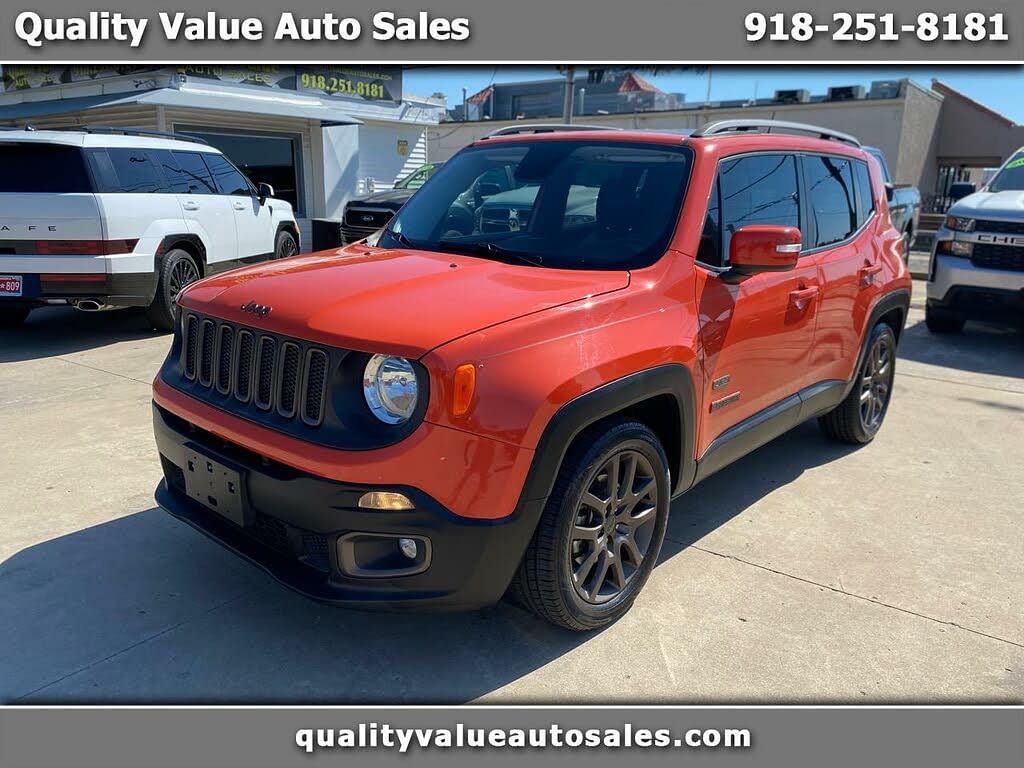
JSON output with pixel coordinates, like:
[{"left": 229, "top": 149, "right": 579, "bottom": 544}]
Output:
[
  {"left": 691, "top": 287, "right": 911, "bottom": 486},
  {"left": 518, "top": 364, "right": 698, "bottom": 507}
]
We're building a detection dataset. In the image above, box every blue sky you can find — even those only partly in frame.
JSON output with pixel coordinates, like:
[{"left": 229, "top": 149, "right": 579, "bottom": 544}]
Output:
[{"left": 405, "top": 66, "right": 1024, "bottom": 123}]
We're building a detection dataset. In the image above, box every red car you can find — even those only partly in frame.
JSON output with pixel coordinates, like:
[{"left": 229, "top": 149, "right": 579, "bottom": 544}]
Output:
[{"left": 153, "top": 120, "right": 911, "bottom": 630}]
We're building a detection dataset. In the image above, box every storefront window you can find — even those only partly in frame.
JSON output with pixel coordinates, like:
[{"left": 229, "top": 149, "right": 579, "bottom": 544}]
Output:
[{"left": 177, "top": 129, "right": 303, "bottom": 214}]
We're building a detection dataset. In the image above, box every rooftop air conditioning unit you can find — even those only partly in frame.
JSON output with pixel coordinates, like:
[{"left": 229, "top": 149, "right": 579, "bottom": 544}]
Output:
[
  {"left": 869, "top": 80, "right": 903, "bottom": 99},
  {"left": 826, "top": 85, "right": 865, "bottom": 102},
  {"left": 773, "top": 89, "right": 810, "bottom": 104}
]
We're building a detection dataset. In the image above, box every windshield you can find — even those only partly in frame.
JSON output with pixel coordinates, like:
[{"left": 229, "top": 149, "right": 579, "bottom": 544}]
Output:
[
  {"left": 395, "top": 163, "right": 441, "bottom": 190},
  {"left": 379, "top": 140, "right": 693, "bottom": 270},
  {"left": 988, "top": 151, "right": 1024, "bottom": 192}
]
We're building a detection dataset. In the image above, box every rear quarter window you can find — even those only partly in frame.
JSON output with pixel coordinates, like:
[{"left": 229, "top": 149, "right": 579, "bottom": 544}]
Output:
[
  {"left": 0, "top": 143, "right": 92, "bottom": 193},
  {"left": 103, "top": 148, "right": 166, "bottom": 194},
  {"left": 854, "top": 160, "right": 875, "bottom": 224}
]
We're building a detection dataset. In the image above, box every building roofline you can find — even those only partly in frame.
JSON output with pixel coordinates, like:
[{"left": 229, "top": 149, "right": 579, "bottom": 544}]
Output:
[{"left": 931, "top": 79, "right": 1016, "bottom": 127}]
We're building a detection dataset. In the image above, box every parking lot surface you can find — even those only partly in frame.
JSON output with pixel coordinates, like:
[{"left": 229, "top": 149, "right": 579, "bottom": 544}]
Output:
[{"left": 1, "top": 279, "right": 1022, "bottom": 703}]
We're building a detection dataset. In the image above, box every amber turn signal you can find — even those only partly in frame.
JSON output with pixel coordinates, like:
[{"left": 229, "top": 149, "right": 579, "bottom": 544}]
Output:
[{"left": 452, "top": 364, "right": 476, "bottom": 416}]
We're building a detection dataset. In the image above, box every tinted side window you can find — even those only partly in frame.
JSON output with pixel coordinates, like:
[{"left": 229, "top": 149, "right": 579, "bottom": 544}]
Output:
[
  {"left": 719, "top": 154, "right": 800, "bottom": 261},
  {"left": 854, "top": 160, "right": 875, "bottom": 225},
  {"left": 805, "top": 155, "right": 857, "bottom": 248},
  {"left": 106, "top": 148, "right": 165, "bottom": 194},
  {"left": 147, "top": 150, "right": 188, "bottom": 193},
  {"left": 202, "top": 153, "right": 252, "bottom": 196},
  {"left": 171, "top": 151, "right": 217, "bottom": 194},
  {"left": 0, "top": 144, "right": 93, "bottom": 193}
]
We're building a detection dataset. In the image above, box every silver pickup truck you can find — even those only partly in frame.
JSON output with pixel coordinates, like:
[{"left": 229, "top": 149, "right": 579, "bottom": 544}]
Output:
[
  {"left": 926, "top": 147, "right": 1024, "bottom": 333},
  {"left": 865, "top": 146, "right": 921, "bottom": 259}
]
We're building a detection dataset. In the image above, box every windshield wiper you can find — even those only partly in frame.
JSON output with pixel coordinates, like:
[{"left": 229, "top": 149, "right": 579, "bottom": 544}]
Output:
[
  {"left": 382, "top": 228, "right": 415, "bottom": 249},
  {"left": 437, "top": 240, "right": 544, "bottom": 267}
]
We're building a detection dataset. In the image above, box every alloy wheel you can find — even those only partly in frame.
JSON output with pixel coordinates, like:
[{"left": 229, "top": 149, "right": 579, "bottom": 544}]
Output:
[
  {"left": 859, "top": 333, "right": 893, "bottom": 431},
  {"left": 169, "top": 258, "right": 199, "bottom": 299},
  {"left": 277, "top": 236, "right": 298, "bottom": 259},
  {"left": 569, "top": 450, "right": 659, "bottom": 604}
]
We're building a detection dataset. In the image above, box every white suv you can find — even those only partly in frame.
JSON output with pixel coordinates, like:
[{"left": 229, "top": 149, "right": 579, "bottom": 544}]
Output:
[{"left": 0, "top": 127, "right": 299, "bottom": 330}]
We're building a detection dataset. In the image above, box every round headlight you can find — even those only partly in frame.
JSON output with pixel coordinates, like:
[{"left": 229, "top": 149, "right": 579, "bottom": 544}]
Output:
[{"left": 363, "top": 354, "right": 419, "bottom": 424}]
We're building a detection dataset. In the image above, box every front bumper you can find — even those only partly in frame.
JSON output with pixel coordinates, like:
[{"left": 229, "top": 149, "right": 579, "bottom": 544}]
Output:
[
  {"left": 927, "top": 252, "right": 1024, "bottom": 322},
  {"left": 153, "top": 402, "right": 543, "bottom": 610}
]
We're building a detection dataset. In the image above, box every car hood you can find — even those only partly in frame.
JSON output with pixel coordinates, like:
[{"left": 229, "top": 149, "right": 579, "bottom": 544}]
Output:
[
  {"left": 347, "top": 189, "right": 414, "bottom": 209},
  {"left": 180, "top": 247, "right": 630, "bottom": 358},
  {"left": 949, "top": 190, "right": 1024, "bottom": 219}
]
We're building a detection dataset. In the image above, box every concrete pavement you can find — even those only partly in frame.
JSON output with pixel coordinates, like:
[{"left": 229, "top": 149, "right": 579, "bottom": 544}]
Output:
[{"left": 1, "top": 284, "right": 1021, "bottom": 703}]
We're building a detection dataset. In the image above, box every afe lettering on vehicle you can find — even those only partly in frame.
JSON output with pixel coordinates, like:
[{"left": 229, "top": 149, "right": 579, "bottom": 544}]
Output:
[
  {"left": 240, "top": 300, "right": 272, "bottom": 317},
  {"left": 0, "top": 225, "right": 57, "bottom": 232}
]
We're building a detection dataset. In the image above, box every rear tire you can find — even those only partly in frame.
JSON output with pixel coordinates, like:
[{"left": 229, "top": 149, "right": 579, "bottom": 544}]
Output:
[
  {"left": 510, "top": 419, "right": 670, "bottom": 631},
  {"left": 0, "top": 307, "right": 30, "bottom": 329},
  {"left": 146, "top": 249, "right": 200, "bottom": 332},
  {"left": 819, "top": 323, "right": 897, "bottom": 445},
  {"left": 274, "top": 230, "right": 298, "bottom": 260},
  {"left": 925, "top": 304, "right": 965, "bottom": 334}
]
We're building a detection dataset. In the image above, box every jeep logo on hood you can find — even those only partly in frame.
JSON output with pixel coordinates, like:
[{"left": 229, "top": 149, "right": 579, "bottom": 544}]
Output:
[{"left": 240, "top": 300, "right": 272, "bottom": 317}]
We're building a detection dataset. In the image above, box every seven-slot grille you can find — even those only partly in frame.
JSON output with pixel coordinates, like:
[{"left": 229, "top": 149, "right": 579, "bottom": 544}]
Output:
[{"left": 181, "top": 313, "right": 329, "bottom": 426}]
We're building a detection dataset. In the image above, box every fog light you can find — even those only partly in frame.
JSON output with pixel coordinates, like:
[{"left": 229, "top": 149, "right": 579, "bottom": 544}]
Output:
[
  {"left": 950, "top": 240, "right": 973, "bottom": 257},
  {"left": 358, "top": 491, "right": 414, "bottom": 511},
  {"left": 398, "top": 537, "right": 418, "bottom": 559}
]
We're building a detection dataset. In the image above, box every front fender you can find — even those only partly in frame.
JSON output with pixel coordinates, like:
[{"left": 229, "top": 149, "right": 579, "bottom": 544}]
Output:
[{"left": 421, "top": 281, "right": 703, "bottom": 497}]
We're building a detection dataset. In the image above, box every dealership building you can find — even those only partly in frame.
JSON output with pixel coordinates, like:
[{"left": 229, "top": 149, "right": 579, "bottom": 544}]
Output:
[
  {"left": 0, "top": 65, "right": 444, "bottom": 249},
  {"left": 433, "top": 77, "right": 1024, "bottom": 211}
]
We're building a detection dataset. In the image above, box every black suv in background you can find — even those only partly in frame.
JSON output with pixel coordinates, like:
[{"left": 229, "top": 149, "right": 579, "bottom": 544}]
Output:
[{"left": 340, "top": 162, "right": 443, "bottom": 243}]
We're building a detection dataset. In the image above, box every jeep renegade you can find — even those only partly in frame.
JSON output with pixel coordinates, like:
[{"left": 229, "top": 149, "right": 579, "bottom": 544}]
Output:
[
  {"left": 0, "top": 127, "right": 299, "bottom": 330},
  {"left": 153, "top": 120, "right": 911, "bottom": 630}
]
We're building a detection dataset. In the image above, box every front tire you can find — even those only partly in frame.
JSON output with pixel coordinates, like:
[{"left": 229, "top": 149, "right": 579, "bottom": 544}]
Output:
[
  {"left": 819, "top": 322, "right": 897, "bottom": 444},
  {"left": 274, "top": 230, "right": 298, "bottom": 260},
  {"left": 146, "top": 249, "right": 200, "bottom": 332},
  {"left": 510, "top": 419, "right": 670, "bottom": 631},
  {"left": 0, "top": 307, "right": 30, "bottom": 329},
  {"left": 925, "top": 304, "right": 965, "bottom": 334}
]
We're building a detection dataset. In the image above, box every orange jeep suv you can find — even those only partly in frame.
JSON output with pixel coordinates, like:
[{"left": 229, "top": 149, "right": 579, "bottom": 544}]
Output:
[{"left": 153, "top": 120, "right": 911, "bottom": 630}]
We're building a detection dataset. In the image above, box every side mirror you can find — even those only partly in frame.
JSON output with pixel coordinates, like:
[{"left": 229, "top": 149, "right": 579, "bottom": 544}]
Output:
[
  {"left": 885, "top": 182, "right": 895, "bottom": 202},
  {"left": 257, "top": 182, "right": 274, "bottom": 204},
  {"left": 723, "top": 225, "right": 801, "bottom": 283},
  {"left": 949, "top": 181, "right": 976, "bottom": 201}
]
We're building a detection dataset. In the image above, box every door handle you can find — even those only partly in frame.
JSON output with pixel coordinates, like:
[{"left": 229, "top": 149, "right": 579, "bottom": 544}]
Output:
[
  {"left": 182, "top": 201, "right": 199, "bottom": 211},
  {"left": 788, "top": 285, "right": 819, "bottom": 310},
  {"left": 859, "top": 263, "right": 882, "bottom": 287},
  {"left": 232, "top": 202, "right": 246, "bottom": 211}
]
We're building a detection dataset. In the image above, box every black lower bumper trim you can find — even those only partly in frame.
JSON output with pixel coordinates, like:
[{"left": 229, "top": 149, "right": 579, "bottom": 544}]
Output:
[
  {"left": 153, "top": 402, "right": 542, "bottom": 611},
  {"left": 0, "top": 272, "right": 157, "bottom": 308},
  {"left": 929, "top": 286, "right": 1024, "bottom": 323}
]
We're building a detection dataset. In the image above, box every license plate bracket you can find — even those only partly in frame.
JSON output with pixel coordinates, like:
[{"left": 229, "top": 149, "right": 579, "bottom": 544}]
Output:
[
  {"left": 183, "top": 445, "right": 249, "bottom": 527},
  {"left": 0, "top": 275, "right": 23, "bottom": 297}
]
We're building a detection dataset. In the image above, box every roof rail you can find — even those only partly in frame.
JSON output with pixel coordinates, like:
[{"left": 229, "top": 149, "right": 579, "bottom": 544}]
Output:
[
  {"left": 71, "top": 125, "right": 211, "bottom": 145},
  {"left": 483, "top": 123, "right": 622, "bottom": 138},
  {"left": 692, "top": 119, "right": 861, "bottom": 147}
]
